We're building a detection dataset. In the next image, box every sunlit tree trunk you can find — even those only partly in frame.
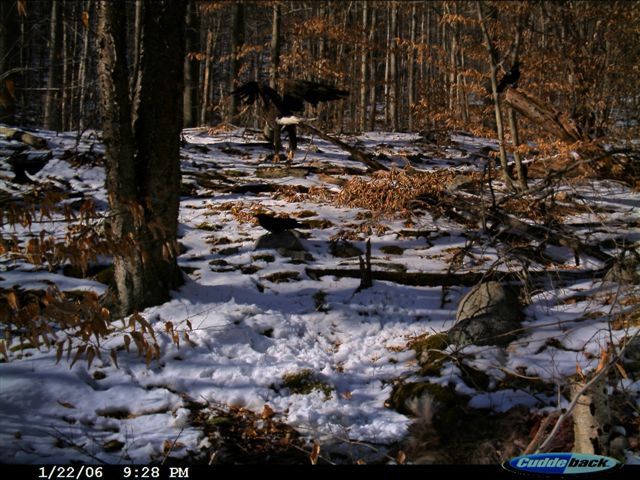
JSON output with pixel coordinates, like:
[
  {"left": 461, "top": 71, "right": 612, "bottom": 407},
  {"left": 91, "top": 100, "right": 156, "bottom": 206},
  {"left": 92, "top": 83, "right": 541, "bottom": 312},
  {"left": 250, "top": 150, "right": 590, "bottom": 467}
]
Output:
[
  {"left": 477, "top": 1, "right": 513, "bottom": 189},
  {"left": 97, "top": 0, "right": 185, "bottom": 317}
]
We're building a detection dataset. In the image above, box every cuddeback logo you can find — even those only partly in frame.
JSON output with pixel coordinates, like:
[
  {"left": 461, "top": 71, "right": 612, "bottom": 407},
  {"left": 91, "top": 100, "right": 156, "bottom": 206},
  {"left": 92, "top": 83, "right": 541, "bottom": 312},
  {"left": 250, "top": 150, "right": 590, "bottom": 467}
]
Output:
[{"left": 504, "top": 453, "right": 621, "bottom": 475}]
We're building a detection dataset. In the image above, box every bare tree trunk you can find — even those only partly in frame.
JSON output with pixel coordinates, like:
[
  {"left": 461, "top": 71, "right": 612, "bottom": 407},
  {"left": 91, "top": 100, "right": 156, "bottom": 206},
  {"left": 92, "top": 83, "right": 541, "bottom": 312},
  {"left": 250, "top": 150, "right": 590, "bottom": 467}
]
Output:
[
  {"left": 44, "top": 0, "right": 63, "bottom": 131},
  {"left": 359, "top": 1, "right": 368, "bottom": 132},
  {"left": 78, "top": 0, "right": 91, "bottom": 131},
  {"left": 383, "top": 7, "right": 390, "bottom": 128},
  {"left": 407, "top": 3, "right": 416, "bottom": 131},
  {"left": 200, "top": 27, "right": 213, "bottom": 126},
  {"left": 183, "top": 0, "right": 199, "bottom": 127},
  {"left": 61, "top": 1, "right": 70, "bottom": 130},
  {"left": 266, "top": 2, "right": 281, "bottom": 153},
  {"left": 130, "top": 0, "right": 143, "bottom": 98},
  {"left": 269, "top": 3, "right": 281, "bottom": 89},
  {"left": 228, "top": 2, "right": 244, "bottom": 121},
  {"left": 97, "top": 0, "right": 185, "bottom": 317},
  {"left": 507, "top": 21, "right": 527, "bottom": 190},
  {"left": 0, "top": 1, "right": 20, "bottom": 123},
  {"left": 389, "top": 3, "right": 398, "bottom": 131},
  {"left": 368, "top": 6, "right": 377, "bottom": 131},
  {"left": 477, "top": 1, "right": 513, "bottom": 189},
  {"left": 459, "top": 46, "right": 470, "bottom": 124}
]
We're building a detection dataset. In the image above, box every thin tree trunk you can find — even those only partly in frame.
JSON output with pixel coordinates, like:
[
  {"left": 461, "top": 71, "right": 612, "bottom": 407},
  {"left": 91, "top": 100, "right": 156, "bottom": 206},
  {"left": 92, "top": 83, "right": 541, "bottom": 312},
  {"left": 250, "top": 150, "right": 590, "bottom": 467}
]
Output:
[
  {"left": 459, "top": 46, "right": 470, "bottom": 124},
  {"left": 407, "top": 3, "right": 416, "bottom": 131},
  {"left": 183, "top": 0, "right": 199, "bottom": 127},
  {"left": 129, "top": 0, "right": 143, "bottom": 100},
  {"left": 368, "top": 6, "right": 377, "bottom": 131},
  {"left": 200, "top": 27, "right": 213, "bottom": 126},
  {"left": 44, "top": 0, "right": 63, "bottom": 131},
  {"left": 78, "top": 0, "right": 91, "bottom": 131},
  {"left": 383, "top": 7, "right": 390, "bottom": 128},
  {"left": 389, "top": 3, "right": 398, "bottom": 131},
  {"left": 228, "top": 2, "right": 244, "bottom": 121},
  {"left": 61, "top": 1, "right": 69, "bottom": 130},
  {"left": 267, "top": 3, "right": 282, "bottom": 150},
  {"left": 477, "top": 1, "right": 513, "bottom": 188},
  {"left": 358, "top": 2, "right": 368, "bottom": 132},
  {"left": 269, "top": 3, "right": 281, "bottom": 89},
  {"left": 507, "top": 21, "right": 527, "bottom": 190}
]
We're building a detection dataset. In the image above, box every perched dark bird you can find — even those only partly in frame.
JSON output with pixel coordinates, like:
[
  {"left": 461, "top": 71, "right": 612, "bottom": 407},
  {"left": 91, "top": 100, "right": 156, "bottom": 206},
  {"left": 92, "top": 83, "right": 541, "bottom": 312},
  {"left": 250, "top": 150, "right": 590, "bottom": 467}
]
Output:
[
  {"left": 231, "top": 79, "right": 349, "bottom": 161},
  {"left": 255, "top": 213, "right": 302, "bottom": 234},
  {"left": 496, "top": 61, "right": 520, "bottom": 93}
]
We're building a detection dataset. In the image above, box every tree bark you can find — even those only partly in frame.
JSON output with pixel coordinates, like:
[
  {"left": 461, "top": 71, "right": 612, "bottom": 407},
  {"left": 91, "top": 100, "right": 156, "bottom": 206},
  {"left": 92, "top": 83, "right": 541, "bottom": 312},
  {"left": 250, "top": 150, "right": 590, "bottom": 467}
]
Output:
[
  {"left": 200, "top": 27, "right": 214, "bottom": 126},
  {"left": 183, "top": 0, "right": 199, "bottom": 127},
  {"left": 407, "top": 3, "right": 416, "bottom": 131},
  {"left": 269, "top": 3, "right": 281, "bottom": 89},
  {"left": 0, "top": 1, "right": 21, "bottom": 123},
  {"left": 77, "top": 0, "right": 91, "bottom": 131},
  {"left": 506, "top": 19, "right": 527, "bottom": 190},
  {"left": 97, "top": 0, "right": 185, "bottom": 318},
  {"left": 504, "top": 88, "right": 586, "bottom": 142},
  {"left": 477, "top": 2, "right": 513, "bottom": 188},
  {"left": 228, "top": 2, "right": 245, "bottom": 121},
  {"left": 358, "top": 2, "right": 368, "bottom": 132},
  {"left": 268, "top": 3, "right": 281, "bottom": 152},
  {"left": 389, "top": 3, "right": 398, "bottom": 131},
  {"left": 44, "top": 0, "right": 63, "bottom": 131},
  {"left": 368, "top": 6, "right": 377, "bottom": 131}
]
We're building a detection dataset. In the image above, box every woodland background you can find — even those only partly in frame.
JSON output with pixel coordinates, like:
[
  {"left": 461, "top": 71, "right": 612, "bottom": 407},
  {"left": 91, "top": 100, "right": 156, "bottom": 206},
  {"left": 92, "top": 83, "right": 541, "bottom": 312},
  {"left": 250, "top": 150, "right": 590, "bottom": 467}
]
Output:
[{"left": 1, "top": 1, "right": 638, "bottom": 139}]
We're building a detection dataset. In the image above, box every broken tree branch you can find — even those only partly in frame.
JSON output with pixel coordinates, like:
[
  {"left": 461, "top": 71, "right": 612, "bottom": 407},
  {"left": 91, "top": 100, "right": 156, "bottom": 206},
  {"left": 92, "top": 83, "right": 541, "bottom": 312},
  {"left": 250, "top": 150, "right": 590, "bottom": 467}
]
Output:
[{"left": 297, "top": 121, "right": 387, "bottom": 172}]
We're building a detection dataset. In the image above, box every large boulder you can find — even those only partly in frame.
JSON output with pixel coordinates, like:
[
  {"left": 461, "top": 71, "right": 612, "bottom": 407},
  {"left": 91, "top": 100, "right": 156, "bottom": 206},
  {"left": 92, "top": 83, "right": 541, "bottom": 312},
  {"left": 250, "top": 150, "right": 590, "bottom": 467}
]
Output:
[{"left": 448, "top": 281, "right": 523, "bottom": 347}]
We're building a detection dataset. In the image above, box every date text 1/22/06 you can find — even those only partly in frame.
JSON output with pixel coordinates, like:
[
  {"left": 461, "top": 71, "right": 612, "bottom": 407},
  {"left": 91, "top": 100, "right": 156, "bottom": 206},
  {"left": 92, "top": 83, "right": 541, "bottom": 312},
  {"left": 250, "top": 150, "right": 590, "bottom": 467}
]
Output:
[{"left": 37, "top": 466, "right": 190, "bottom": 479}]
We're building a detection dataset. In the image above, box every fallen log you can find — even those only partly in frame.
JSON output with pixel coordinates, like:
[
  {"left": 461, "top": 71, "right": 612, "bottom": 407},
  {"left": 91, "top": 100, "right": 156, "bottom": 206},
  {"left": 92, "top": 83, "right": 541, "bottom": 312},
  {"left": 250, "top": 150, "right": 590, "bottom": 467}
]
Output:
[
  {"left": 504, "top": 89, "right": 587, "bottom": 143},
  {"left": 305, "top": 266, "right": 607, "bottom": 287},
  {"left": 0, "top": 126, "right": 48, "bottom": 149}
]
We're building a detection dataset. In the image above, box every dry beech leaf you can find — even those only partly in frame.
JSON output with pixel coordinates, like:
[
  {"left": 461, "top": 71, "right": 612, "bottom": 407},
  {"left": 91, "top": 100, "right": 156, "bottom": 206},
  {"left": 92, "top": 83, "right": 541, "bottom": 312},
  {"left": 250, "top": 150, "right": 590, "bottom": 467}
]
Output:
[
  {"left": 614, "top": 361, "right": 628, "bottom": 379},
  {"left": 261, "top": 404, "right": 275, "bottom": 419},
  {"left": 595, "top": 346, "right": 609, "bottom": 373},
  {"left": 309, "top": 441, "right": 320, "bottom": 465},
  {"left": 7, "top": 292, "right": 19, "bottom": 310}
]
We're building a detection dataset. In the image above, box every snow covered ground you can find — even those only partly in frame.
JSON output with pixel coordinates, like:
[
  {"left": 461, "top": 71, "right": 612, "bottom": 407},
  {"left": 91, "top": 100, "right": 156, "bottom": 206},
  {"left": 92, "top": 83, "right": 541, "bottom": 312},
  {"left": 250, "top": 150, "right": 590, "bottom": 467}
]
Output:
[{"left": 1, "top": 127, "right": 638, "bottom": 464}]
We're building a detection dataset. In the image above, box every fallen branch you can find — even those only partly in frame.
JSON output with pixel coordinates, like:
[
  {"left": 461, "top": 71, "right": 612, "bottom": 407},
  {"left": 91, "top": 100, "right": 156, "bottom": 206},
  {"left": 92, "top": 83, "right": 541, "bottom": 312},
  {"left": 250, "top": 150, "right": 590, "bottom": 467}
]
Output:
[
  {"left": 536, "top": 330, "right": 639, "bottom": 454},
  {"left": 305, "top": 266, "right": 607, "bottom": 287},
  {"left": 297, "top": 122, "right": 387, "bottom": 172},
  {"left": 0, "top": 126, "right": 48, "bottom": 149}
]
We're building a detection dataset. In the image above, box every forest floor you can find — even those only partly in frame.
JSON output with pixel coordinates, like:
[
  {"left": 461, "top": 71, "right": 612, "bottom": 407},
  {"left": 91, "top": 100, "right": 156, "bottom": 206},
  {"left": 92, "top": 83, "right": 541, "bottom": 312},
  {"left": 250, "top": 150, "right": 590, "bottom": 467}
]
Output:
[{"left": 1, "top": 126, "right": 639, "bottom": 464}]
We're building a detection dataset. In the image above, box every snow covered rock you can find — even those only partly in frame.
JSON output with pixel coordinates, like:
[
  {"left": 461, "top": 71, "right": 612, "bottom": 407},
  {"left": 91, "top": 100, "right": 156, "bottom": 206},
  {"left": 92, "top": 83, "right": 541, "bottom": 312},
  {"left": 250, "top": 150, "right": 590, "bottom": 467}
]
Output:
[{"left": 448, "top": 281, "right": 523, "bottom": 347}]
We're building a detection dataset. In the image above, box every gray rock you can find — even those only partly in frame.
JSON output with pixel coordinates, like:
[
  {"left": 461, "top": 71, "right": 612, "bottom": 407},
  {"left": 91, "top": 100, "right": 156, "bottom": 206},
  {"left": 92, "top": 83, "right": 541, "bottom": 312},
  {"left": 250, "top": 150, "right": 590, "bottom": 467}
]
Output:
[
  {"left": 329, "top": 240, "right": 362, "bottom": 258},
  {"left": 449, "top": 281, "right": 523, "bottom": 347},
  {"left": 255, "top": 231, "right": 304, "bottom": 251}
]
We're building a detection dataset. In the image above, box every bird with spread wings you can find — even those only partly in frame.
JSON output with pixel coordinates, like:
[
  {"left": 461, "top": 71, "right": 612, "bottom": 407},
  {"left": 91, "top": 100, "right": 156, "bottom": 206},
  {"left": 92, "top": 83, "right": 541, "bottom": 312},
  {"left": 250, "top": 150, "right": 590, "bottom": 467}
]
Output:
[{"left": 231, "top": 79, "right": 348, "bottom": 161}]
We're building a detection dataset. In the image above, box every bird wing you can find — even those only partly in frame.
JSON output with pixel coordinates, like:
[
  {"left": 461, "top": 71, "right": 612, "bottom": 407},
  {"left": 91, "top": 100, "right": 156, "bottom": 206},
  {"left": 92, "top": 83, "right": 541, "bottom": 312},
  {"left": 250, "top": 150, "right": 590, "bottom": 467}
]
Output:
[
  {"left": 282, "top": 79, "right": 349, "bottom": 112},
  {"left": 231, "top": 81, "right": 284, "bottom": 111},
  {"left": 231, "top": 81, "right": 261, "bottom": 105}
]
